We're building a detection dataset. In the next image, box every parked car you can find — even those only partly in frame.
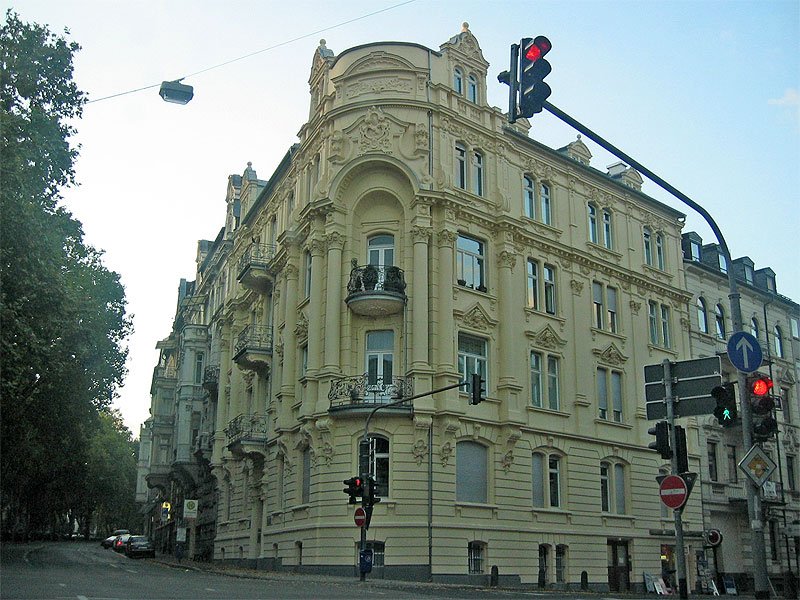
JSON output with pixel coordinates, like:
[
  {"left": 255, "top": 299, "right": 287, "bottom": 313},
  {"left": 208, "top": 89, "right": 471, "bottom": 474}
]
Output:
[
  {"left": 125, "top": 535, "right": 155, "bottom": 559},
  {"left": 101, "top": 529, "right": 129, "bottom": 548},
  {"left": 112, "top": 533, "right": 131, "bottom": 553}
]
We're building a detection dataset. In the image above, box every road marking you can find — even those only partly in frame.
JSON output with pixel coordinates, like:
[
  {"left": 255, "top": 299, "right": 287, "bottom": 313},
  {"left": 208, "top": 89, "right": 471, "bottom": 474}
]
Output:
[
  {"left": 77, "top": 596, "right": 89, "bottom": 600},
  {"left": 59, "top": 583, "right": 67, "bottom": 587}
]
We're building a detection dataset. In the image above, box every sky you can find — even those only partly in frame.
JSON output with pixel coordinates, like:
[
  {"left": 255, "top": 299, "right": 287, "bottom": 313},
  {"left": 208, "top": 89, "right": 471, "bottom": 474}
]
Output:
[{"left": 5, "top": 0, "right": 799, "bottom": 436}]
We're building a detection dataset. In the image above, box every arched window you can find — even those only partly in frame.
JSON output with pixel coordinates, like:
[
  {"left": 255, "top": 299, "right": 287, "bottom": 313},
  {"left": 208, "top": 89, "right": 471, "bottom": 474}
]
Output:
[
  {"left": 453, "top": 68, "right": 463, "bottom": 94},
  {"left": 643, "top": 227, "right": 653, "bottom": 265},
  {"left": 655, "top": 233, "right": 665, "bottom": 269},
  {"left": 467, "top": 74, "right": 478, "bottom": 102},
  {"left": 751, "top": 317, "right": 760, "bottom": 340},
  {"left": 367, "top": 234, "right": 394, "bottom": 267},
  {"left": 600, "top": 461, "right": 627, "bottom": 514},
  {"left": 540, "top": 183, "right": 551, "bottom": 225},
  {"left": 697, "top": 298, "right": 708, "bottom": 333},
  {"left": 457, "top": 441, "right": 487, "bottom": 503},
  {"left": 774, "top": 325, "right": 784, "bottom": 358},
  {"left": 602, "top": 210, "right": 613, "bottom": 250},
  {"left": 715, "top": 304, "right": 726, "bottom": 339},
  {"left": 532, "top": 451, "right": 562, "bottom": 508},
  {"left": 455, "top": 143, "right": 467, "bottom": 189}
]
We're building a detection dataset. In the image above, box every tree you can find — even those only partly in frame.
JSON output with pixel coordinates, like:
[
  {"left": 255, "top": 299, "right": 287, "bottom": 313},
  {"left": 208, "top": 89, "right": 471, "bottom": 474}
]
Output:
[{"left": 1, "top": 10, "right": 132, "bottom": 538}]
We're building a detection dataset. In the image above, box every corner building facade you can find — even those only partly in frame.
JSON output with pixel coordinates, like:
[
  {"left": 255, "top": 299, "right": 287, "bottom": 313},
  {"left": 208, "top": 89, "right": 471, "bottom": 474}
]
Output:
[{"left": 159, "top": 27, "right": 711, "bottom": 591}]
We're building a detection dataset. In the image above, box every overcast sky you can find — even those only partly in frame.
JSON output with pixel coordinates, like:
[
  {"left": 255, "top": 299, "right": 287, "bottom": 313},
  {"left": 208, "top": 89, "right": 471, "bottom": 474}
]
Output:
[{"left": 6, "top": 0, "right": 798, "bottom": 435}]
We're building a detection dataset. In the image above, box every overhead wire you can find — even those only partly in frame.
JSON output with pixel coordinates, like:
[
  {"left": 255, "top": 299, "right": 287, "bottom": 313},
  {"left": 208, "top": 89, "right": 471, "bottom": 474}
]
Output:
[{"left": 86, "top": 0, "right": 417, "bottom": 104}]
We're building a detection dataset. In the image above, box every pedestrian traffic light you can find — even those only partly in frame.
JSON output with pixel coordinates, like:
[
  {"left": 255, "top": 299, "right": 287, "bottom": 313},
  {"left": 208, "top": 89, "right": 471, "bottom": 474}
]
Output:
[
  {"left": 711, "top": 383, "right": 737, "bottom": 427},
  {"left": 648, "top": 420, "right": 671, "bottom": 459},
  {"left": 343, "top": 476, "right": 363, "bottom": 504},
  {"left": 518, "top": 35, "right": 552, "bottom": 117},
  {"left": 470, "top": 372, "right": 485, "bottom": 405},
  {"left": 365, "top": 475, "right": 381, "bottom": 507}
]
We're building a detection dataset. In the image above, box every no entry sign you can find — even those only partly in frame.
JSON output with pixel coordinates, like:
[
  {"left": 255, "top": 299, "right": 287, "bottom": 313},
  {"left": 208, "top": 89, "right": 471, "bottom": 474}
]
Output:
[
  {"left": 659, "top": 474, "right": 688, "bottom": 510},
  {"left": 354, "top": 506, "right": 366, "bottom": 528}
]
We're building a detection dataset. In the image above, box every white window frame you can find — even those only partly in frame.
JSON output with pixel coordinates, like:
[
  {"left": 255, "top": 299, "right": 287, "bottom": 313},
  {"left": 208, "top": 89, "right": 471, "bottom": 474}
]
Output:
[
  {"left": 467, "top": 74, "right": 478, "bottom": 102},
  {"left": 456, "top": 234, "right": 486, "bottom": 291},
  {"left": 597, "top": 367, "right": 623, "bottom": 422}
]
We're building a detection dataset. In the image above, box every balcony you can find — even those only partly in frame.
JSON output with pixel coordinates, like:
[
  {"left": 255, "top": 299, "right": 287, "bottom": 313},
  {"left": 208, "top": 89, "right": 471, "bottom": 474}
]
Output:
[
  {"left": 237, "top": 243, "right": 276, "bottom": 292},
  {"left": 345, "top": 263, "right": 406, "bottom": 317},
  {"left": 153, "top": 366, "right": 177, "bottom": 381},
  {"left": 144, "top": 463, "right": 171, "bottom": 493},
  {"left": 202, "top": 365, "right": 220, "bottom": 394},
  {"left": 328, "top": 373, "right": 414, "bottom": 413},
  {"left": 225, "top": 413, "right": 269, "bottom": 458},
  {"left": 233, "top": 325, "right": 272, "bottom": 373}
]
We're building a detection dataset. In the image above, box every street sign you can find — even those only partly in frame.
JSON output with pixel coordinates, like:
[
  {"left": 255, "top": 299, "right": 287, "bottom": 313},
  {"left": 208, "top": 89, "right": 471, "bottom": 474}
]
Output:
[
  {"left": 359, "top": 548, "right": 374, "bottom": 574},
  {"left": 659, "top": 474, "right": 689, "bottom": 509},
  {"left": 705, "top": 529, "right": 723, "bottom": 547},
  {"left": 354, "top": 506, "right": 366, "bottom": 528},
  {"left": 183, "top": 499, "right": 198, "bottom": 519},
  {"left": 645, "top": 357, "right": 722, "bottom": 419},
  {"left": 739, "top": 445, "right": 777, "bottom": 487},
  {"left": 727, "top": 331, "right": 763, "bottom": 374}
]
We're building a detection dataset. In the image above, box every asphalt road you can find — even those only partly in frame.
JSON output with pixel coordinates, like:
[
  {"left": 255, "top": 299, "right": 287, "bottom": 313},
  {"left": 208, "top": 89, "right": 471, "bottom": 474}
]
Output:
[{"left": 4, "top": 541, "right": 741, "bottom": 600}]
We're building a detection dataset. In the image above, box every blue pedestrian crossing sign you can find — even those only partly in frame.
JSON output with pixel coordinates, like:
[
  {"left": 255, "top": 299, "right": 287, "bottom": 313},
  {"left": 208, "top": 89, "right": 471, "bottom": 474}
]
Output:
[{"left": 727, "top": 331, "right": 762, "bottom": 374}]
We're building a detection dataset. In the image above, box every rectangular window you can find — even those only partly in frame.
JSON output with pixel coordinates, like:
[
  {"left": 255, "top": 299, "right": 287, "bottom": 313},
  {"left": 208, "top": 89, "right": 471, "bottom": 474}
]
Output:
[
  {"left": 555, "top": 545, "right": 567, "bottom": 583},
  {"left": 456, "top": 235, "right": 486, "bottom": 291},
  {"left": 301, "top": 448, "right": 311, "bottom": 504},
  {"left": 303, "top": 250, "right": 312, "bottom": 298},
  {"left": 532, "top": 453, "right": 544, "bottom": 508},
  {"left": 614, "top": 463, "right": 626, "bottom": 514},
  {"left": 597, "top": 367, "right": 608, "bottom": 420},
  {"left": 472, "top": 152, "right": 483, "bottom": 196},
  {"left": 787, "top": 456, "right": 796, "bottom": 491},
  {"left": 455, "top": 144, "right": 466, "bottom": 189},
  {"left": 548, "top": 456, "right": 561, "bottom": 508},
  {"left": 602, "top": 210, "right": 613, "bottom": 250},
  {"left": 547, "top": 356, "right": 560, "bottom": 411},
  {"left": 194, "top": 352, "right": 204, "bottom": 385},
  {"left": 527, "top": 260, "right": 539, "bottom": 310},
  {"left": 544, "top": 265, "right": 556, "bottom": 315},
  {"left": 530, "top": 352, "right": 542, "bottom": 408},
  {"left": 540, "top": 183, "right": 551, "bottom": 225},
  {"left": 592, "top": 282, "right": 604, "bottom": 329},
  {"left": 656, "top": 234, "right": 665, "bottom": 270},
  {"left": 588, "top": 205, "right": 598, "bottom": 244},
  {"left": 643, "top": 228, "right": 653, "bottom": 265},
  {"left": 457, "top": 441, "right": 487, "bottom": 503},
  {"left": 458, "top": 333, "right": 487, "bottom": 394},
  {"left": 611, "top": 371, "right": 623, "bottom": 422},
  {"left": 708, "top": 442, "right": 718, "bottom": 482},
  {"left": 660, "top": 305, "right": 671, "bottom": 348},
  {"left": 648, "top": 301, "right": 659, "bottom": 344},
  {"left": 600, "top": 464, "right": 610, "bottom": 512},
  {"left": 524, "top": 177, "right": 535, "bottom": 219},
  {"left": 607, "top": 286, "right": 618, "bottom": 332}
]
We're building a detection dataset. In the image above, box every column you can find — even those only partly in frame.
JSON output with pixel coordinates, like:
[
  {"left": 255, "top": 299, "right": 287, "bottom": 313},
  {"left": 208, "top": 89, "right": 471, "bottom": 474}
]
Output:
[
  {"left": 496, "top": 248, "right": 523, "bottom": 423},
  {"left": 435, "top": 228, "right": 457, "bottom": 374},
  {"left": 323, "top": 232, "right": 344, "bottom": 372},
  {"left": 410, "top": 226, "right": 432, "bottom": 371}
]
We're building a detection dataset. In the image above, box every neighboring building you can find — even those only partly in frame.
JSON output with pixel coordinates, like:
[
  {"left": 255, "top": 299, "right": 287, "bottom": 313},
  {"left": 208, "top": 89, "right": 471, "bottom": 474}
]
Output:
[
  {"left": 136, "top": 25, "right": 795, "bottom": 592},
  {"left": 682, "top": 233, "right": 800, "bottom": 591}
]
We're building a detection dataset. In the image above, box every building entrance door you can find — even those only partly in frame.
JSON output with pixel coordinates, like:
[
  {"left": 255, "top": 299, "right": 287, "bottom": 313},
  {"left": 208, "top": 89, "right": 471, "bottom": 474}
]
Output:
[{"left": 607, "top": 539, "right": 630, "bottom": 592}]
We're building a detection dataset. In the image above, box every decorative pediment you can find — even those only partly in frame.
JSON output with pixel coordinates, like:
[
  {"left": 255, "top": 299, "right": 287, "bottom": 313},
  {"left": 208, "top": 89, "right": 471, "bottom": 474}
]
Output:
[
  {"left": 592, "top": 343, "right": 629, "bottom": 366},
  {"left": 340, "top": 51, "right": 418, "bottom": 78},
  {"left": 525, "top": 324, "right": 567, "bottom": 350},
  {"left": 440, "top": 23, "right": 489, "bottom": 69},
  {"left": 455, "top": 302, "right": 497, "bottom": 331},
  {"left": 341, "top": 107, "right": 411, "bottom": 156},
  {"left": 778, "top": 367, "right": 797, "bottom": 386}
]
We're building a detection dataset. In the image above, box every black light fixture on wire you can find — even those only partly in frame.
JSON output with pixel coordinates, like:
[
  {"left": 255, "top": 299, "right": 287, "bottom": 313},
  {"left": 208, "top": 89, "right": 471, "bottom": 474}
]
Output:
[{"left": 159, "top": 79, "right": 194, "bottom": 105}]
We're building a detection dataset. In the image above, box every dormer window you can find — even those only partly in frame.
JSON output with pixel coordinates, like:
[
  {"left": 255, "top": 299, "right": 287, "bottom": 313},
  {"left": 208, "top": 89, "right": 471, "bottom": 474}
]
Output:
[
  {"left": 744, "top": 264, "right": 754, "bottom": 284},
  {"left": 718, "top": 253, "right": 728, "bottom": 273},
  {"left": 690, "top": 240, "right": 701, "bottom": 262}
]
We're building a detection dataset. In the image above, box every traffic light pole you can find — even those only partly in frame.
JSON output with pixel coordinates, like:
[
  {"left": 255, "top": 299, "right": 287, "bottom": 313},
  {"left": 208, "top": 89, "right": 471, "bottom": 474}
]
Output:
[
  {"left": 358, "top": 380, "right": 468, "bottom": 581},
  {"left": 539, "top": 100, "right": 769, "bottom": 599},
  {"left": 663, "top": 359, "right": 689, "bottom": 599}
]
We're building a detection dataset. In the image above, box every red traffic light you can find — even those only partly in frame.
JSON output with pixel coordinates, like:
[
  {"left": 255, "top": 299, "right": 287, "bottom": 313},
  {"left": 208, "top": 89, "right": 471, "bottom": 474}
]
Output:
[
  {"left": 751, "top": 376, "right": 773, "bottom": 397},
  {"left": 525, "top": 36, "right": 552, "bottom": 62}
]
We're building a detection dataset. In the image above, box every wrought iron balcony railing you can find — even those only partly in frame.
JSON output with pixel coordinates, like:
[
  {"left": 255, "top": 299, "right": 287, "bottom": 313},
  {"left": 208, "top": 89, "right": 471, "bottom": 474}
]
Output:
[
  {"left": 237, "top": 243, "right": 275, "bottom": 276},
  {"left": 225, "top": 413, "right": 269, "bottom": 444},
  {"left": 202, "top": 365, "right": 220, "bottom": 392},
  {"left": 154, "top": 366, "right": 177, "bottom": 380},
  {"left": 328, "top": 373, "right": 414, "bottom": 410},
  {"left": 234, "top": 325, "right": 273, "bottom": 356},
  {"left": 346, "top": 264, "right": 406, "bottom": 296}
]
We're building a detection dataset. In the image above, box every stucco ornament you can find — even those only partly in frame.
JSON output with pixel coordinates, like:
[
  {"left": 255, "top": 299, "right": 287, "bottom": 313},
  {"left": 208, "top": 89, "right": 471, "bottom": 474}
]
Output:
[
  {"left": 440, "top": 441, "right": 454, "bottom": 466},
  {"left": 412, "top": 439, "right": 428, "bottom": 465},
  {"left": 359, "top": 108, "right": 392, "bottom": 154}
]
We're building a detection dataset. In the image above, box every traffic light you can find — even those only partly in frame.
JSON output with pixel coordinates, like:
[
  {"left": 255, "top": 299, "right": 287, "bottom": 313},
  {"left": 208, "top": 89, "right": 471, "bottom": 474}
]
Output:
[
  {"left": 470, "top": 372, "right": 485, "bottom": 405},
  {"left": 711, "top": 383, "right": 737, "bottom": 427},
  {"left": 648, "top": 420, "right": 671, "bottom": 459},
  {"left": 365, "top": 475, "right": 381, "bottom": 507},
  {"left": 343, "top": 476, "right": 364, "bottom": 504},
  {"left": 749, "top": 374, "right": 777, "bottom": 440},
  {"left": 518, "top": 36, "right": 552, "bottom": 117}
]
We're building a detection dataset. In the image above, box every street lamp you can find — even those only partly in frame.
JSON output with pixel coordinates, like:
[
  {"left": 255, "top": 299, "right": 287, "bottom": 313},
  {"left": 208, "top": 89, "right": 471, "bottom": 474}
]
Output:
[{"left": 159, "top": 80, "right": 193, "bottom": 104}]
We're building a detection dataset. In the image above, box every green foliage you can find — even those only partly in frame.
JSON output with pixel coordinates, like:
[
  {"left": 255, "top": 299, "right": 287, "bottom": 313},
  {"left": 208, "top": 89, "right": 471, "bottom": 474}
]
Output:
[{"left": 0, "top": 10, "right": 134, "bottom": 538}]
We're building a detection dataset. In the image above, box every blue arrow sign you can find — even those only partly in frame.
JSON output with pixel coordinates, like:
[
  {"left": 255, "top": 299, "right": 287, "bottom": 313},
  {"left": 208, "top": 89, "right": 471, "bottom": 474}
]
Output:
[{"left": 727, "top": 331, "right": 763, "bottom": 374}]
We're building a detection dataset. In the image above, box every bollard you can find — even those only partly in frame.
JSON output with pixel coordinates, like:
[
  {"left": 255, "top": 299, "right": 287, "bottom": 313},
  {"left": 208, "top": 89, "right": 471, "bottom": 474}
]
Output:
[{"left": 490, "top": 565, "right": 499, "bottom": 587}]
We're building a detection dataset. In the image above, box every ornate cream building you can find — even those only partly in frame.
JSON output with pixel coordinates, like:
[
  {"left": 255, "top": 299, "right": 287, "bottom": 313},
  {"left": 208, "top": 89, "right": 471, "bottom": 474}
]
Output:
[{"left": 136, "top": 25, "right": 798, "bottom": 592}]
